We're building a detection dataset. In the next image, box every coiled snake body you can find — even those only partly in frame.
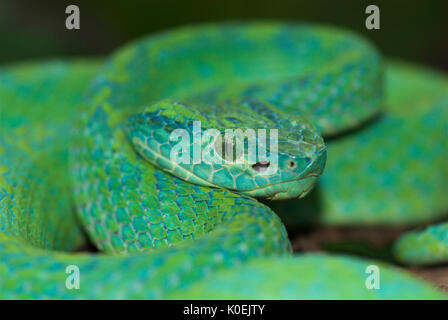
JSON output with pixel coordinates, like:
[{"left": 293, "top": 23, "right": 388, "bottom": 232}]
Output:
[{"left": 1, "top": 23, "right": 448, "bottom": 299}]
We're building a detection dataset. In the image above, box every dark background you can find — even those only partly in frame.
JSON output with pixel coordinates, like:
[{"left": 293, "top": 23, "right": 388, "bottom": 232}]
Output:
[{"left": 0, "top": 0, "right": 447, "bottom": 71}]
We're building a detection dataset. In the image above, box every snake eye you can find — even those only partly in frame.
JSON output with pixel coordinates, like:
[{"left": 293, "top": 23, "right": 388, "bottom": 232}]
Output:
[
  {"left": 214, "top": 134, "right": 243, "bottom": 162},
  {"left": 289, "top": 161, "right": 296, "bottom": 168}
]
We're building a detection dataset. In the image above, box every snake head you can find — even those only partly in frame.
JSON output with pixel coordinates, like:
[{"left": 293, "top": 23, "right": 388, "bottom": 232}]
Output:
[
  {"left": 126, "top": 100, "right": 326, "bottom": 200},
  {"left": 240, "top": 119, "right": 327, "bottom": 200}
]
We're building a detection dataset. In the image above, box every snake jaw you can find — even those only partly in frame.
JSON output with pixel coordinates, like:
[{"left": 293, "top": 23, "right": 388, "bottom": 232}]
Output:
[
  {"left": 243, "top": 175, "right": 319, "bottom": 200},
  {"left": 271, "top": 176, "right": 318, "bottom": 200}
]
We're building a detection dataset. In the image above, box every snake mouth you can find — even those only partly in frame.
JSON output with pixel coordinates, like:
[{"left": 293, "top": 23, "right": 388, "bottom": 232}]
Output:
[{"left": 239, "top": 175, "right": 319, "bottom": 200}]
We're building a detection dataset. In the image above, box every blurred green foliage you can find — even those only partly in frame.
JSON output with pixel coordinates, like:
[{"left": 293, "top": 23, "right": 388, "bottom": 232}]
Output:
[{"left": 0, "top": 0, "right": 447, "bottom": 70}]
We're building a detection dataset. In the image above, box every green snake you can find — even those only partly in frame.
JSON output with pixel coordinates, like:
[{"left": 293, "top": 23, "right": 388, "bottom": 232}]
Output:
[{"left": 1, "top": 22, "right": 448, "bottom": 299}]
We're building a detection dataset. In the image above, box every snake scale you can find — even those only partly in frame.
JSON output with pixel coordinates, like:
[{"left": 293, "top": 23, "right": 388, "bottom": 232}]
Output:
[{"left": 1, "top": 22, "right": 448, "bottom": 299}]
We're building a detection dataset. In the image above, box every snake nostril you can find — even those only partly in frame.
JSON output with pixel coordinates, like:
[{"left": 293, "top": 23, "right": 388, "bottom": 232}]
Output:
[
  {"left": 289, "top": 160, "right": 295, "bottom": 168},
  {"left": 252, "top": 161, "right": 270, "bottom": 172}
]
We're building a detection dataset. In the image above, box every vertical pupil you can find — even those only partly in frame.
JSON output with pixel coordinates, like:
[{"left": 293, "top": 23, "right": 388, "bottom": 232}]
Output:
[
  {"left": 214, "top": 135, "right": 243, "bottom": 161},
  {"left": 225, "top": 140, "right": 238, "bottom": 161}
]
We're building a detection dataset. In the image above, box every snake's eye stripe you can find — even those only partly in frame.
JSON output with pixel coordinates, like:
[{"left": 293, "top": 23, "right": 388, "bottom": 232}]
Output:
[{"left": 252, "top": 161, "right": 271, "bottom": 172}]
